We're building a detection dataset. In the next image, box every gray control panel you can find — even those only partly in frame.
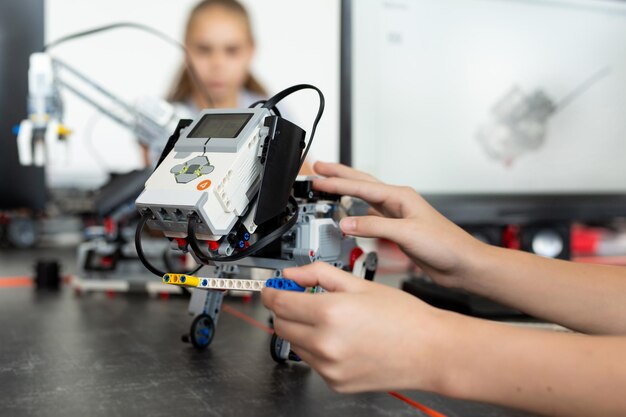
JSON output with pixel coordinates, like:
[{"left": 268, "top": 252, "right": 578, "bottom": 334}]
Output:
[{"left": 174, "top": 108, "right": 270, "bottom": 154}]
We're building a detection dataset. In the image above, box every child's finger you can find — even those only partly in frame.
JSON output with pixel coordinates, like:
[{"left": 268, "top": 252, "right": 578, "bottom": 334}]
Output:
[
  {"left": 289, "top": 343, "right": 317, "bottom": 366},
  {"left": 340, "top": 216, "right": 411, "bottom": 243},
  {"left": 312, "top": 177, "right": 412, "bottom": 218},
  {"left": 367, "top": 206, "right": 385, "bottom": 217},
  {"left": 262, "top": 288, "right": 325, "bottom": 324},
  {"left": 272, "top": 316, "right": 316, "bottom": 347},
  {"left": 313, "top": 161, "right": 380, "bottom": 183},
  {"left": 282, "top": 262, "right": 364, "bottom": 292}
]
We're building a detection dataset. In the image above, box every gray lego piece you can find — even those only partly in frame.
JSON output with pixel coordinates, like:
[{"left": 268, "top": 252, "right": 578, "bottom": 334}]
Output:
[
  {"left": 203, "top": 289, "right": 226, "bottom": 326},
  {"left": 170, "top": 155, "right": 214, "bottom": 184},
  {"left": 214, "top": 256, "right": 298, "bottom": 271},
  {"left": 188, "top": 288, "right": 208, "bottom": 315},
  {"left": 137, "top": 188, "right": 238, "bottom": 237},
  {"left": 277, "top": 337, "right": 291, "bottom": 360},
  {"left": 174, "top": 108, "right": 270, "bottom": 154},
  {"left": 318, "top": 223, "right": 342, "bottom": 259}
]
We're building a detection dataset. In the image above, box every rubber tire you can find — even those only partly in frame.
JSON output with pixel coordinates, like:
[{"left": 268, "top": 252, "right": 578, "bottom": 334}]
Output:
[
  {"left": 189, "top": 314, "right": 216, "bottom": 350},
  {"left": 270, "top": 333, "right": 288, "bottom": 363},
  {"left": 7, "top": 217, "right": 37, "bottom": 249}
]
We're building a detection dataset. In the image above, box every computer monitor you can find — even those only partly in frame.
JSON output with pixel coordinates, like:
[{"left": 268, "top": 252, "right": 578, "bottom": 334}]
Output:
[{"left": 343, "top": 0, "right": 626, "bottom": 197}]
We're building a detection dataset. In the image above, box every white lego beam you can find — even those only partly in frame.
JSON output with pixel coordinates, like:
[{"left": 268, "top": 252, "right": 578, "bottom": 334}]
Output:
[{"left": 163, "top": 273, "right": 266, "bottom": 292}]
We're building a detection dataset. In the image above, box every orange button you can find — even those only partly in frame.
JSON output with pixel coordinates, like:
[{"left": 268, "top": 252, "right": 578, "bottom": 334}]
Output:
[{"left": 197, "top": 179, "right": 212, "bottom": 191}]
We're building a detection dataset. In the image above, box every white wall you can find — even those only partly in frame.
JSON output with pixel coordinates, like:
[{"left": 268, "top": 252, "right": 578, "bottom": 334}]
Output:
[{"left": 45, "top": 0, "right": 340, "bottom": 188}]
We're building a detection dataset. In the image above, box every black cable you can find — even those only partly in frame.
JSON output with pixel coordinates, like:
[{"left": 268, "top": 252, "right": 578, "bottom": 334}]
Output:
[
  {"left": 556, "top": 67, "right": 610, "bottom": 110},
  {"left": 186, "top": 215, "right": 211, "bottom": 265},
  {"left": 43, "top": 22, "right": 213, "bottom": 107},
  {"left": 261, "top": 84, "right": 324, "bottom": 169},
  {"left": 135, "top": 215, "right": 204, "bottom": 277},
  {"left": 248, "top": 100, "right": 282, "bottom": 118},
  {"left": 187, "top": 196, "right": 299, "bottom": 264},
  {"left": 44, "top": 22, "right": 180, "bottom": 51},
  {"left": 83, "top": 112, "right": 111, "bottom": 172},
  {"left": 248, "top": 100, "right": 264, "bottom": 108}
]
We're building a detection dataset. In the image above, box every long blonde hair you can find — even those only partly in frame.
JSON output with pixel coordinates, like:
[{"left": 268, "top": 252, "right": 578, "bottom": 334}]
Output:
[{"left": 168, "top": 0, "right": 266, "bottom": 103}]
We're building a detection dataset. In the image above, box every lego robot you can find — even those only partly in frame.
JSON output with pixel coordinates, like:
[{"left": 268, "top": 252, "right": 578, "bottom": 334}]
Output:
[{"left": 134, "top": 84, "right": 378, "bottom": 362}]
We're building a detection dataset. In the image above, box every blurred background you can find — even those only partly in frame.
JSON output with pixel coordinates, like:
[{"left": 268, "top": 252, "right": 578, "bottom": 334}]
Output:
[
  {"left": 2, "top": 0, "right": 626, "bottom": 316},
  {"left": 28, "top": 0, "right": 340, "bottom": 189}
]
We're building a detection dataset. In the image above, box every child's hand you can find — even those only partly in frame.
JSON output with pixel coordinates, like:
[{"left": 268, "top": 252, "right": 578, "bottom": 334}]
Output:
[
  {"left": 312, "top": 161, "right": 486, "bottom": 288},
  {"left": 262, "top": 262, "right": 449, "bottom": 393}
]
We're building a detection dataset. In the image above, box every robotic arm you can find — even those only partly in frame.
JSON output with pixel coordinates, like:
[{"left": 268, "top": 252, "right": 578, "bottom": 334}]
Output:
[
  {"left": 15, "top": 21, "right": 207, "bottom": 167},
  {"left": 16, "top": 52, "right": 180, "bottom": 167}
]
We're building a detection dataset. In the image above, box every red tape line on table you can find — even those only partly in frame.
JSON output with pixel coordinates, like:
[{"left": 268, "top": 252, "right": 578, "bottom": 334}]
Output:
[
  {"left": 0, "top": 276, "right": 33, "bottom": 287},
  {"left": 0, "top": 275, "right": 72, "bottom": 287},
  {"left": 389, "top": 391, "right": 449, "bottom": 417},
  {"left": 222, "top": 303, "right": 448, "bottom": 417},
  {"left": 222, "top": 304, "right": 274, "bottom": 334}
]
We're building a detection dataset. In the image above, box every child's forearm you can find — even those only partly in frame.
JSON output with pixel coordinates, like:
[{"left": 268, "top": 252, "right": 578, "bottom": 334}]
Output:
[
  {"left": 459, "top": 245, "right": 626, "bottom": 334},
  {"left": 429, "top": 312, "right": 626, "bottom": 417}
]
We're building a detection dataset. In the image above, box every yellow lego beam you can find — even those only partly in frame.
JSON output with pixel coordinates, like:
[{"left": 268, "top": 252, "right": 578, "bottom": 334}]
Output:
[{"left": 162, "top": 273, "right": 201, "bottom": 288}]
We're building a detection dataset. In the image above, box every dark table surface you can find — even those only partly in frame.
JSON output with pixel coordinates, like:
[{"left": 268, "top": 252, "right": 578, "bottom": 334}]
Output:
[{"left": 0, "top": 279, "right": 539, "bottom": 417}]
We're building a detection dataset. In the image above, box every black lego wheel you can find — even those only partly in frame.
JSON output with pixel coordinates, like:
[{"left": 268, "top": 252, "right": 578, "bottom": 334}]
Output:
[
  {"left": 270, "top": 333, "right": 288, "bottom": 363},
  {"left": 189, "top": 314, "right": 215, "bottom": 350}
]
